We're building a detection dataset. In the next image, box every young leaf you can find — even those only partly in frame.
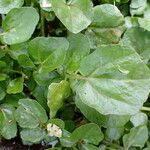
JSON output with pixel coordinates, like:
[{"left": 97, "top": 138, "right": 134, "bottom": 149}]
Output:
[
  {"left": 86, "top": 4, "right": 125, "bottom": 47},
  {"left": 0, "top": 0, "right": 24, "bottom": 14},
  {"left": 75, "top": 45, "right": 150, "bottom": 115},
  {"left": 130, "top": 112, "right": 148, "bottom": 127},
  {"left": 28, "top": 37, "right": 69, "bottom": 73},
  {"left": 1, "top": 7, "right": 39, "bottom": 45},
  {"left": 50, "top": 0, "right": 93, "bottom": 33},
  {"left": 105, "top": 127, "right": 124, "bottom": 141},
  {"left": 92, "top": 4, "right": 124, "bottom": 28},
  {"left": 130, "top": 0, "right": 147, "bottom": 16},
  {"left": 121, "top": 27, "right": 150, "bottom": 63},
  {"left": 15, "top": 98, "right": 48, "bottom": 128},
  {"left": 10, "top": 43, "right": 35, "bottom": 69},
  {"left": 7, "top": 77, "right": 24, "bottom": 94},
  {"left": 20, "top": 127, "right": 46, "bottom": 144},
  {"left": 123, "top": 125, "right": 148, "bottom": 149},
  {"left": 66, "top": 33, "right": 90, "bottom": 73},
  {"left": 47, "top": 80, "right": 71, "bottom": 118},
  {"left": 138, "top": 18, "right": 150, "bottom": 32},
  {"left": 70, "top": 123, "right": 104, "bottom": 145},
  {"left": 0, "top": 104, "right": 17, "bottom": 139},
  {"left": 0, "top": 74, "right": 7, "bottom": 81}
]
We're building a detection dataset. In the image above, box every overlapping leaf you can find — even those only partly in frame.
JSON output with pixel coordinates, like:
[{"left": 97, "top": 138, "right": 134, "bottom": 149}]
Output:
[
  {"left": 86, "top": 4, "right": 125, "bottom": 47},
  {"left": 75, "top": 45, "right": 150, "bottom": 115},
  {"left": 15, "top": 98, "right": 48, "bottom": 128},
  {"left": 0, "top": 104, "right": 17, "bottom": 139},
  {"left": 28, "top": 37, "right": 69, "bottom": 73},
  {"left": 0, "top": 0, "right": 24, "bottom": 14},
  {"left": 50, "top": 0, "right": 93, "bottom": 33},
  {"left": 1, "top": 7, "right": 39, "bottom": 45}
]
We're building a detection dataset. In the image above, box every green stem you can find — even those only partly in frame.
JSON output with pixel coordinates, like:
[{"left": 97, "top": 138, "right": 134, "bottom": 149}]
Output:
[
  {"left": 40, "top": 8, "right": 45, "bottom": 36},
  {"left": 141, "top": 107, "right": 150, "bottom": 112}
]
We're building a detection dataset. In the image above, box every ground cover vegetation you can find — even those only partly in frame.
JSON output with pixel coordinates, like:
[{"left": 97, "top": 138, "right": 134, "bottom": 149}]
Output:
[{"left": 0, "top": 0, "right": 150, "bottom": 149}]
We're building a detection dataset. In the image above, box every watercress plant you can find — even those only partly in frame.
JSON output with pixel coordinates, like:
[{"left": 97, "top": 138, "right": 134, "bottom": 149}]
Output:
[{"left": 0, "top": 0, "right": 150, "bottom": 149}]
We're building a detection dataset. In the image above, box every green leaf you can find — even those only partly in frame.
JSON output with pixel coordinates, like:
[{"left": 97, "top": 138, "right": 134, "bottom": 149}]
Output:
[
  {"left": 33, "top": 70, "right": 60, "bottom": 86},
  {"left": 47, "top": 119, "right": 65, "bottom": 129},
  {"left": 130, "top": 112, "right": 147, "bottom": 127},
  {"left": 1, "top": 7, "right": 39, "bottom": 45},
  {"left": 50, "top": 0, "right": 93, "bottom": 33},
  {"left": 32, "top": 85, "right": 48, "bottom": 110},
  {"left": 144, "top": 4, "right": 150, "bottom": 19},
  {"left": 0, "top": 86, "right": 6, "bottom": 101},
  {"left": 105, "top": 127, "right": 124, "bottom": 141},
  {"left": 20, "top": 127, "right": 46, "bottom": 144},
  {"left": 86, "top": 26, "right": 125, "bottom": 47},
  {"left": 121, "top": 27, "right": 150, "bottom": 63},
  {"left": 7, "top": 77, "right": 24, "bottom": 94},
  {"left": 70, "top": 123, "right": 104, "bottom": 145},
  {"left": 15, "top": 98, "right": 48, "bottom": 128},
  {"left": 28, "top": 37, "right": 69, "bottom": 73},
  {"left": 75, "top": 96, "right": 130, "bottom": 127},
  {"left": 4, "top": 93, "right": 25, "bottom": 107},
  {"left": 138, "top": 18, "right": 150, "bottom": 32},
  {"left": 47, "top": 80, "right": 71, "bottom": 118},
  {"left": 0, "top": 60, "right": 6, "bottom": 69},
  {"left": 123, "top": 125, "right": 148, "bottom": 149},
  {"left": 0, "top": 74, "right": 7, "bottom": 81},
  {"left": 0, "top": 104, "right": 17, "bottom": 139},
  {"left": 86, "top": 4, "right": 125, "bottom": 47},
  {"left": 60, "top": 130, "right": 75, "bottom": 147},
  {"left": 130, "top": 0, "right": 147, "bottom": 16},
  {"left": 10, "top": 43, "right": 35, "bottom": 69},
  {"left": 0, "top": 0, "right": 24, "bottom": 14},
  {"left": 81, "top": 144, "right": 99, "bottom": 150},
  {"left": 92, "top": 4, "right": 124, "bottom": 28},
  {"left": 66, "top": 33, "right": 90, "bottom": 73},
  {"left": 75, "top": 45, "right": 150, "bottom": 115}
]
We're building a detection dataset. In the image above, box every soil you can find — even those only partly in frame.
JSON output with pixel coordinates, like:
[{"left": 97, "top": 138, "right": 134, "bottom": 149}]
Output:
[{"left": 0, "top": 137, "right": 47, "bottom": 150}]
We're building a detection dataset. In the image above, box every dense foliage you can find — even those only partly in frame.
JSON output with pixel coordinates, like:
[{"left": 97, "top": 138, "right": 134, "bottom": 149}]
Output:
[{"left": 0, "top": 0, "right": 150, "bottom": 149}]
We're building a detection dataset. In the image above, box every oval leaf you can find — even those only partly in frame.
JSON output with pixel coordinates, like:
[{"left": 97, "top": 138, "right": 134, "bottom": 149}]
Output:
[
  {"left": 123, "top": 125, "right": 148, "bottom": 149},
  {"left": 70, "top": 123, "right": 104, "bottom": 145},
  {"left": 47, "top": 80, "right": 71, "bottom": 118},
  {"left": 20, "top": 127, "right": 46, "bottom": 144},
  {"left": 28, "top": 37, "right": 69, "bottom": 73},
  {"left": 1, "top": 7, "right": 39, "bottom": 45},
  {"left": 0, "top": 104, "right": 17, "bottom": 139},
  {"left": 15, "top": 98, "right": 48, "bottom": 128},
  {"left": 7, "top": 77, "right": 24, "bottom": 94},
  {"left": 75, "top": 45, "right": 150, "bottom": 115},
  {"left": 0, "top": 0, "right": 24, "bottom": 14},
  {"left": 50, "top": 0, "right": 93, "bottom": 33}
]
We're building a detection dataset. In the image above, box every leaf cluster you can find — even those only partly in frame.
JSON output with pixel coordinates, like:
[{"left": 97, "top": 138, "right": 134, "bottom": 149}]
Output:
[{"left": 0, "top": 0, "right": 150, "bottom": 149}]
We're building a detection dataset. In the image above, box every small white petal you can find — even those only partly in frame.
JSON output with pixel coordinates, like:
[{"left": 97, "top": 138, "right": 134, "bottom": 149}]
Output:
[
  {"left": 47, "top": 123, "right": 62, "bottom": 138},
  {"left": 40, "top": 0, "right": 52, "bottom": 8}
]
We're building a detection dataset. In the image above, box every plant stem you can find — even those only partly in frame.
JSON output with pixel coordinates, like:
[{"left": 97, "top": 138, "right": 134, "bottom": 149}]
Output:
[
  {"left": 40, "top": 8, "right": 45, "bottom": 36},
  {"left": 141, "top": 107, "right": 150, "bottom": 112}
]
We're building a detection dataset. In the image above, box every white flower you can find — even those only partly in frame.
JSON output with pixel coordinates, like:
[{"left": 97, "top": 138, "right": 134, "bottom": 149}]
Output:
[
  {"left": 47, "top": 123, "right": 62, "bottom": 138},
  {"left": 40, "top": 0, "right": 52, "bottom": 8}
]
